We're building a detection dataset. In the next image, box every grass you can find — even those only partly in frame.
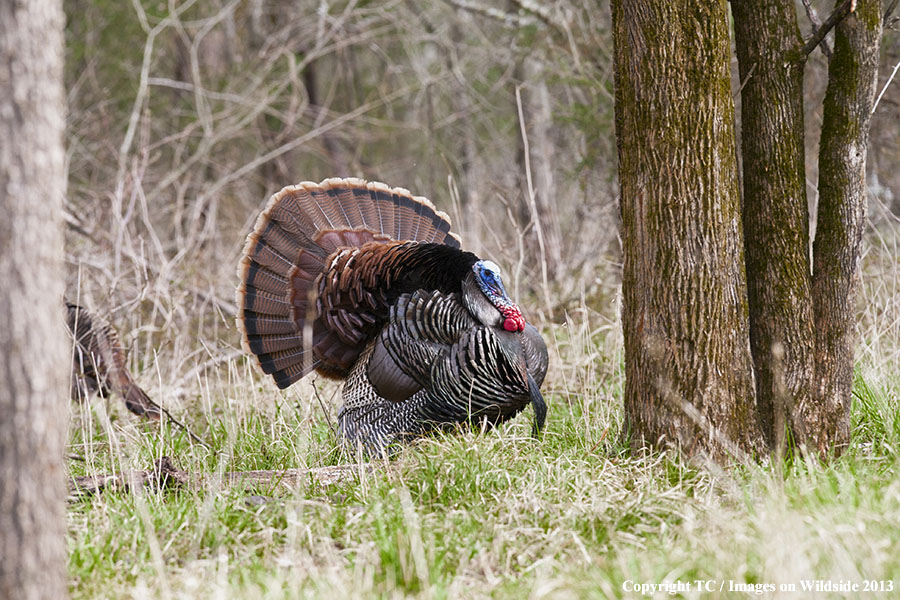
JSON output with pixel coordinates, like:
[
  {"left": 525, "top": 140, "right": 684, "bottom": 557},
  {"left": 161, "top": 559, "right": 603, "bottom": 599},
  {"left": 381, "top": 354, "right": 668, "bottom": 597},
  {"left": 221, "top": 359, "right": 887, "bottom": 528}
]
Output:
[
  {"left": 64, "top": 214, "right": 900, "bottom": 599},
  {"left": 60, "top": 3, "right": 900, "bottom": 592},
  {"left": 65, "top": 306, "right": 900, "bottom": 598}
]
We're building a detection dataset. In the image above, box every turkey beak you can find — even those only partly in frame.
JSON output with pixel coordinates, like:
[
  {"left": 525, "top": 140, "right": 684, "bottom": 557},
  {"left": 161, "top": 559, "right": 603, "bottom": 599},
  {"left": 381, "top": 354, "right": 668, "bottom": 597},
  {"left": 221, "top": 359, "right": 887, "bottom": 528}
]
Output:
[{"left": 527, "top": 373, "right": 546, "bottom": 437}]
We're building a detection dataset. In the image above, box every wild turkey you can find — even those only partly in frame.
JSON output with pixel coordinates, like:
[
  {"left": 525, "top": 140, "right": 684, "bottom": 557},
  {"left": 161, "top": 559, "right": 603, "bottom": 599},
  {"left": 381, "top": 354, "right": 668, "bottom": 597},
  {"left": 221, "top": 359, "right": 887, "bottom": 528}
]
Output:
[
  {"left": 236, "top": 177, "right": 548, "bottom": 451},
  {"left": 66, "top": 302, "right": 161, "bottom": 419}
]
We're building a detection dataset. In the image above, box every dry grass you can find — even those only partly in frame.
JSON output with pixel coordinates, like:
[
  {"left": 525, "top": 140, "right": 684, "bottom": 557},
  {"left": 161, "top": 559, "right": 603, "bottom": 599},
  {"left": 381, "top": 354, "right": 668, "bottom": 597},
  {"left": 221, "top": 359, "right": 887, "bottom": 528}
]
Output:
[{"left": 65, "top": 227, "right": 900, "bottom": 597}]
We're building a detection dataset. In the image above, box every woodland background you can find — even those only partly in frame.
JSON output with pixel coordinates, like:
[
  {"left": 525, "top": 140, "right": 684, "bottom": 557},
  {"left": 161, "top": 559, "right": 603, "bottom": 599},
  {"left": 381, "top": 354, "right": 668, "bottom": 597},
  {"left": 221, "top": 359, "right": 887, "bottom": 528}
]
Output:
[
  {"left": 63, "top": 0, "right": 899, "bottom": 376},
  {"left": 64, "top": 0, "right": 614, "bottom": 340},
  {"left": 57, "top": 0, "right": 900, "bottom": 597}
]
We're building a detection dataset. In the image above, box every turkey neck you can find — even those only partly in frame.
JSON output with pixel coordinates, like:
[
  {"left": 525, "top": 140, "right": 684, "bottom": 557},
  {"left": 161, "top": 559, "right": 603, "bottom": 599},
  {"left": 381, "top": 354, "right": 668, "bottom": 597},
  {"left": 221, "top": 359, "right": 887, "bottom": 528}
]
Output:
[{"left": 461, "top": 270, "right": 505, "bottom": 328}]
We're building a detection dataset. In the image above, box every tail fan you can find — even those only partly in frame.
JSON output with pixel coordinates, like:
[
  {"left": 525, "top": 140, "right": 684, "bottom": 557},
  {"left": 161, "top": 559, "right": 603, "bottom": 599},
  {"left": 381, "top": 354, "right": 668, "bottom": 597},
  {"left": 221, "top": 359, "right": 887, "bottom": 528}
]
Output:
[{"left": 237, "top": 178, "right": 467, "bottom": 387}]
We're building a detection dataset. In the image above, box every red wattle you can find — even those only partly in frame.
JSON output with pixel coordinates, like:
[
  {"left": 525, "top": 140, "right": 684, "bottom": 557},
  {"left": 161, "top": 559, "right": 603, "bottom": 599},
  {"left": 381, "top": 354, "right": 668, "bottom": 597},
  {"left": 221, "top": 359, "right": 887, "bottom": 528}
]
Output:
[{"left": 503, "top": 315, "right": 525, "bottom": 332}]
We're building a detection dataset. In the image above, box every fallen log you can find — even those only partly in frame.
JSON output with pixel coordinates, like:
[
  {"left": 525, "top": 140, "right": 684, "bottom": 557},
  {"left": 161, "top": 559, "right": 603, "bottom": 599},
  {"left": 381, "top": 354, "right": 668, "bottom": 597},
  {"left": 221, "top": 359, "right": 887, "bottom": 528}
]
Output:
[{"left": 68, "top": 456, "right": 369, "bottom": 500}]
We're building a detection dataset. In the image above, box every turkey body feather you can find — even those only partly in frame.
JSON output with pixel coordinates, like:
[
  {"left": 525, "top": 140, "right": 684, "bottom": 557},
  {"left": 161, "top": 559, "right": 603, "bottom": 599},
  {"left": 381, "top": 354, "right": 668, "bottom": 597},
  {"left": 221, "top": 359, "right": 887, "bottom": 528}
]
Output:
[{"left": 236, "top": 177, "right": 548, "bottom": 451}]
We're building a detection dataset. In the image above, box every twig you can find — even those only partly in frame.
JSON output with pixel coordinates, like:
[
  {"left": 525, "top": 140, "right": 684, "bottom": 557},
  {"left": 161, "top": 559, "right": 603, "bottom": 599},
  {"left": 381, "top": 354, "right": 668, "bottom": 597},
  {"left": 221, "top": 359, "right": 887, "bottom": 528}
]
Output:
[
  {"left": 443, "top": 0, "right": 537, "bottom": 27},
  {"left": 118, "top": 0, "right": 201, "bottom": 186},
  {"left": 801, "top": 0, "right": 833, "bottom": 59},
  {"left": 801, "top": 0, "right": 856, "bottom": 58},
  {"left": 588, "top": 427, "right": 609, "bottom": 454},
  {"left": 174, "top": 349, "right": 242, "bottom": 388},
  {"left": 733, "top": 62, "right": 758, "bottom": 99},
  {"left": 886, "top": 0, "right": 899, "bottom": 26},
  {"left": 180, "top": 82, "right": 426, "bottom": 253},
  {"left": 146, "top": 77, "right": 254, "bottom": 106},
  {"left": 154, "top": 403, "right": 209, "bottom": 448},
  {"left": 515, "top": 84, "right": 554, "bottom": 318},
  {"left": 311, "top": 378, "right": 338, "bottom": 439},
  {"left": 872, "top": 57, "right": 900, "bottom": 115},
  {"left": 510, "top": 0, "right": 569, "bottom": 34}
]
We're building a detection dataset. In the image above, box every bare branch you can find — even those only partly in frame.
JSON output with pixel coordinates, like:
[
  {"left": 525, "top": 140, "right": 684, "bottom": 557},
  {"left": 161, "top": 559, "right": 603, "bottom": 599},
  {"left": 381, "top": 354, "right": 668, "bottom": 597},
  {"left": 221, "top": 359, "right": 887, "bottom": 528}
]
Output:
[
  {"left": 733, "top": 61, "right": 758, "bottom": 99},
  {"left": 801, "top": 0, "right": 823, "bottom": 28},
  {"left": 68, "top": 457, "right": 371, "bottom": 499},
  {"left": 515, "top": 85, "right": 553, "bottom": 316},
  {"left": 872, "top": 57, "right": 900, "bottom": 114},
  {"left": 886, "top": 0, "right": 899, "bottom": 25},
  {"left": 180, "top": 81, "right": 429, "bottom": 253},
  {"left": 801, "top": 0, "right": 856, "bottom": 57},
  {"left": 118, "top": 0, "right": 201, "bottom": 187},
  {"left": 443, "top": 0, "right": 536, "bottom": 27},
  {"left": 510, "top": 0, "right": 570, "bottom": 33},
  {"left": 801, "top": 0, "right": 833, "bottom": 59}
]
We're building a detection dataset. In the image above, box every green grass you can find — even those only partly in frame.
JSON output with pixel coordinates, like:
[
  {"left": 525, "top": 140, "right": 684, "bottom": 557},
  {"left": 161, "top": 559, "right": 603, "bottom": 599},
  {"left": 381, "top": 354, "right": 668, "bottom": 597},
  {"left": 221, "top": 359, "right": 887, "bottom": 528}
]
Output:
[{"left": 65, "top": 319, "right": 900, "bottom": 599}]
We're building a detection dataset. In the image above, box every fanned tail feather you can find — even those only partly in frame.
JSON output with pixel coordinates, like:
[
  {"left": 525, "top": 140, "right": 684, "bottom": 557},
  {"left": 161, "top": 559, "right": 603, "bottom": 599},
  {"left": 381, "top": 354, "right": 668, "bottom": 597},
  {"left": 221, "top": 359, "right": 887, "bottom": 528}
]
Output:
[{"left": 237, "top": 177, "right": 464, "bottom": 387}]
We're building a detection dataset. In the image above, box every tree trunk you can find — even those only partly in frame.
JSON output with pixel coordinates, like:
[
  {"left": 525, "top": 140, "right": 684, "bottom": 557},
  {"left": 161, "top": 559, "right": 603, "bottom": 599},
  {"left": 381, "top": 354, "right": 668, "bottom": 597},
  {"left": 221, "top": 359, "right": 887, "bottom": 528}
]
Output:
[
  {"left": 0, "top": 1, "right": 69, "bottom": 599},
  {"left": 612, "top": 0, "right": 766, "bottom": 462},
  {"left": 804, "top": 1, "right": 883, "bottom": 456},
  {"left": 732, "top": 0, "right": 815, "bottom": 453},
  {"left": 517, "top": 53, "right": 563, "bottom": 285}
]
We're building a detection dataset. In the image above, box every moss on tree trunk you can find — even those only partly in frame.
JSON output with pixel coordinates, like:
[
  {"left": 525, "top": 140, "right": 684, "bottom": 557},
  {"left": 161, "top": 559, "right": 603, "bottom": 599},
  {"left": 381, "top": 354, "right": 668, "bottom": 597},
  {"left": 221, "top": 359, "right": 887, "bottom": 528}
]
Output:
[
  {"left": 612, "top": 0, "right": 884, "bottom": 462},
  {"left": 612, "top": 0, "right": 766, "bottom": 462},
  {"left": 732, "top": 0, "right": 815, "bottom": 453},
  {"left": 805, "top": 1, "right": 883, "bottom": 456}
]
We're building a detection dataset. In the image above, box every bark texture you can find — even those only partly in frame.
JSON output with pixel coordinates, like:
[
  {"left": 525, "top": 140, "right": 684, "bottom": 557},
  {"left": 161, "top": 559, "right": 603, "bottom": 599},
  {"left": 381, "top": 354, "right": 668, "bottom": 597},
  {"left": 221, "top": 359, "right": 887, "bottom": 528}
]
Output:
[
  {"left": 612, "top": 0, "right": 766, "bottom": 462},
  {"left": 804, "top": 1, "right": 883, "bottom": 456},
  {"left": 732, "top": 0, "right": 815, "bottom": 452},
  {"left": 0, "top": 1, "right": 69, "bottom": 599}
]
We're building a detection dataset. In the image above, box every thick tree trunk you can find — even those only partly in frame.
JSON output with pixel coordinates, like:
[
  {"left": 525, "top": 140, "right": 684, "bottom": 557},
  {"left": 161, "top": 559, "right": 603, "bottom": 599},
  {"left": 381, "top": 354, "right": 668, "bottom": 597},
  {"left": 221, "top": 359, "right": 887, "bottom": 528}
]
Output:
[
  {"left": 0, "top": 2, "right": 69, "bottom": 599},
  {"left": 612, "top": 0, "right": 766, "bottom": 462},
  {"left": 804, "top": 1, "right": 883, "bottom": 456},
  {"left": 732, "top": 0, "right": 815, "bottom": 452}
]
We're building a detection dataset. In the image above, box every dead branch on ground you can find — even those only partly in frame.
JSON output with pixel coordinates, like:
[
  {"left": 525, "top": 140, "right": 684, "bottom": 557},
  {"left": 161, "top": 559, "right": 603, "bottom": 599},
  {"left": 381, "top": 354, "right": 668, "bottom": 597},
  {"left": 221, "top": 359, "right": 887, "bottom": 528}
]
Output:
[{"left": 68, "top": 457, "right": 371, "bottom": 500}]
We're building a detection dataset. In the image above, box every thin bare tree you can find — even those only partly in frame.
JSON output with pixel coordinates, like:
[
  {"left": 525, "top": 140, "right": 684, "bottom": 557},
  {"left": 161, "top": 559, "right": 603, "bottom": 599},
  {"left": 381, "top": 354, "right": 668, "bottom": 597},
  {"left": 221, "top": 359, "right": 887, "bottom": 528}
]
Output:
[{"left": 0, "top": 1, "right": 69, "bottom": 598}]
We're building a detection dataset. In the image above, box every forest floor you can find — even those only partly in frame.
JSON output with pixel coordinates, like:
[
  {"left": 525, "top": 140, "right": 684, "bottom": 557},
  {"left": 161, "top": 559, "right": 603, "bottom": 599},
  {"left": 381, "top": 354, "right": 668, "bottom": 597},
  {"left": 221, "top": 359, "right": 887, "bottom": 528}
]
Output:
[{"left": 65, "top": 235, "right": 900, "bottom": 599}]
